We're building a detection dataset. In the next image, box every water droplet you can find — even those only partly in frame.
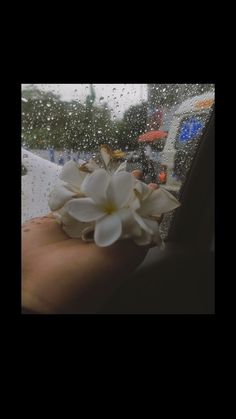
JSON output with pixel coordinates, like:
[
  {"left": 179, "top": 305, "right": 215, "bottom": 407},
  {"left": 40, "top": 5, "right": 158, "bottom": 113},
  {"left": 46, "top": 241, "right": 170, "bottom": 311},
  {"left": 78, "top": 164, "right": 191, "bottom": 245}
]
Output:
[{"left": 46, "top": 103, "right": 51, "bottom": 107}]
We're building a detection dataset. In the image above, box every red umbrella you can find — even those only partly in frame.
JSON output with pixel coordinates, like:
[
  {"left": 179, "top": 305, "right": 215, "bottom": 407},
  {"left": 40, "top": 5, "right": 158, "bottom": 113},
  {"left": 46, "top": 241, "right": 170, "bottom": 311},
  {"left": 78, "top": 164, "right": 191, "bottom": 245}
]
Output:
[{"left": 138, "top": 130, "right": 168, "bottom": 143}]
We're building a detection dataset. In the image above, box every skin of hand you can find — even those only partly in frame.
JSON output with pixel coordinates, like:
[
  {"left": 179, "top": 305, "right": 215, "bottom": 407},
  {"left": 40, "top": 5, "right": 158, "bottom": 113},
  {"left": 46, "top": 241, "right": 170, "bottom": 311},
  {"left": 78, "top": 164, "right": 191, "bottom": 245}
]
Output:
[{"left": 22, "top": 172, "right": 159, "bottom": 314}]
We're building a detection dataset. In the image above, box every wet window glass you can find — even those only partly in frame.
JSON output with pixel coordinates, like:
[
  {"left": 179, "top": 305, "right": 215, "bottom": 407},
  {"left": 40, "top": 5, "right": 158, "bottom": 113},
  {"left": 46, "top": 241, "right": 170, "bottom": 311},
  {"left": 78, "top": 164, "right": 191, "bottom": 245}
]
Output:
[{"left": 21, "top": 83, "right": 215, "bottom": 237}]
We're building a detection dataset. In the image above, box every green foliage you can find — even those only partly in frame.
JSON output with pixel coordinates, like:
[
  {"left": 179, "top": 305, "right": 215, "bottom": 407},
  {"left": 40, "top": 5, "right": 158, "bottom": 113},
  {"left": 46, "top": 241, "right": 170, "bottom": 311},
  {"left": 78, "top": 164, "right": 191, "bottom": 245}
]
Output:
[
  {"left": 112, "top": 102, "right": 148, "bottom": 151},
  {"left": 22, "top": 87, "right": 115, "bottom": 151}
]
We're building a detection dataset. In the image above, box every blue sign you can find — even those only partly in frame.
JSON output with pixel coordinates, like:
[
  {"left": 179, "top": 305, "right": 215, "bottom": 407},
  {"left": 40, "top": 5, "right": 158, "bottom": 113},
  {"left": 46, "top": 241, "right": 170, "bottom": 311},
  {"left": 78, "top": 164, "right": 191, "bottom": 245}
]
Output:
[{"left": 178, "top": 117, "right": 204, "bottom": 142}]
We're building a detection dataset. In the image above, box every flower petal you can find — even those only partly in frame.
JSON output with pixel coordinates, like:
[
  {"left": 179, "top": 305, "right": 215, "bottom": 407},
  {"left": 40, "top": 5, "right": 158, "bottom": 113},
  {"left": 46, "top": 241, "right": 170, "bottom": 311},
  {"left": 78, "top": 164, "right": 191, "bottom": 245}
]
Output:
[
  {"left": 114, "top": 161, "right": 127, "bottom": 173},
  {"left": 65, "top": 198, "right": 105, "bottom": 222},
  {"left": 94, "top": 213, "right": 122, "bottom": 247},
  {"left": 142, "top": 218, "right": 163, "bottom": 247},
  {"left": 62, "top": 216, "right": 92, "bottom": 239},
  {"left": 48, "top": 181, "right": 77, "bottom": 211},
  {"left": 56, "top": 207, "right": 93, "bottom": 240},
  {"left": 134, "top": 180, "right": 151, "bottom": 200},
  {"left": 86, "top": 159, "right": 100, "bottom": 172},
  {"left": 117, "top": 208, "right": 142, "bottom": 238},
  {"left": 81, "top": 226, "right": 95, "bottom": 242},
  {"left": 117, "top": 207, "right": 133, "bottom": 224},
  {"left": 100, "top": 145, "right": 112, "bottom": 168},
  {"left": 106, "top": 171, "right": 133, "bottom": 207},
  {"left": 79, "top": 159, "right": 100, "bottom": 173},
  {"left": 59, "top": 160, "right": 87, "bottom": 188},
  {"left": 140, "top": 188, "right": 180, "bottom": 216},
  {"left": 133, "top": 212, "right": 153, "bottom": 235},
  {"left": 133, "top": 230, "right": 152, "bottom": 246},
  {"left": 129, "top": 195, "right": 140, "bottom": 211},
  {"left": 133, "top": 218, "right": 163, "bottom": 247},
  {"left": 81, "top": 169, "right": 110, "bottom": 203}
]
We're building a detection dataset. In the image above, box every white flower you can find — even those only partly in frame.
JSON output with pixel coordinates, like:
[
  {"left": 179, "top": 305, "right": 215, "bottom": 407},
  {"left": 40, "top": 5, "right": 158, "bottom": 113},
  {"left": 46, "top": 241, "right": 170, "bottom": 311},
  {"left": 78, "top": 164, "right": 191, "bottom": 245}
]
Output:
[
  {"left": 48, "top": 145, "right": 181, "bottom": 248},
  {"left": 48, "top": 146, "right": 129, "bottom": 245},
  {"left": 64, "top": 168, "right": 136, "bottom": 247},
  {"left": 134, "top": 181, "right": 180, "bottom": 217},
  {"left": 54, "top": 207, "right": 94, "bottom": 240},
  {"left": 48, "top": 160, "right": 88, "bottom": 211},
  {"left": 131, "top": 180, "right": 181, "bottom": 247}
]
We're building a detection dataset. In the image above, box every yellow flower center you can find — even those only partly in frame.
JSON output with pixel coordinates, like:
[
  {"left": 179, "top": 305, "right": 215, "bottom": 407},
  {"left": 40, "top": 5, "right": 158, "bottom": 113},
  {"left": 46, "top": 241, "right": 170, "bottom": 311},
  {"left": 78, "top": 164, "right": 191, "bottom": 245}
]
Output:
[{"left": 103, "top": 202, "right": 117, "bottom": 215}]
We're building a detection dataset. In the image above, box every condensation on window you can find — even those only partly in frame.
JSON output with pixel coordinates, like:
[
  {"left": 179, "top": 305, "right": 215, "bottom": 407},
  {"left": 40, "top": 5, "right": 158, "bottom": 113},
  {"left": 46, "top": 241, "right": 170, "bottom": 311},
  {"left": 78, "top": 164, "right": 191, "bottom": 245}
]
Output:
[{"left": 21, "top": 83, "right": 215, "bottom": 238}]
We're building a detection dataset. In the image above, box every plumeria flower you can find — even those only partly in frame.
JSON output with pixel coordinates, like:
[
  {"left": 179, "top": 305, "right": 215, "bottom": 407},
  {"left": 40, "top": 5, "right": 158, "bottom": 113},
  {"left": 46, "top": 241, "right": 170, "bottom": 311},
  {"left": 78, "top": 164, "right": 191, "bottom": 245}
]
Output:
[
  {"left": 64, "top": 168, "right": 137, "bottom": 247},
  {"left": 134, "top": 180, "right": 180, "bottom": 218},
  {"left": 54, "top": 206, "right": 94, "bottom": 240},
  {"left": 49, "top": 145, "right": 126, "bottom": 211},
  {"left": 131, "top": 180, "right": 180, "bottom": 246},
  {"left": 48, "top": 145, "right": 129, "bottom": 244},
  {"left": 48, "top": 144, "right": 180, "bottom": 248},
  {"left": 48, "top": 159, "right": 89, "bottom": 211}
]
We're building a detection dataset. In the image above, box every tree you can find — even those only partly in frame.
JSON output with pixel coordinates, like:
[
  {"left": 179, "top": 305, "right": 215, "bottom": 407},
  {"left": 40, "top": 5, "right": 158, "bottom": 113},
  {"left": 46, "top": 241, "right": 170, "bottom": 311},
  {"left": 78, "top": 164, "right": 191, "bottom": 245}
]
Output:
[
  {"left": 114, "top": 102, "right": 148, "bottom": 150},
  {"left": 22, "top": 86, "right": 63, "bottom": 149},
  {"left": 21, "top": 86, "right": 116, "bottom": 152}
]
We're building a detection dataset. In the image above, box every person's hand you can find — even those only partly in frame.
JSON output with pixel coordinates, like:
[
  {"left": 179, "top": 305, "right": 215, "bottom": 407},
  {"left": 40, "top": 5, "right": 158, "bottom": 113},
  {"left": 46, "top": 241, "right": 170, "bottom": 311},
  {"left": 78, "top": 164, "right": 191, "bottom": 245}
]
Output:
[
  {"left": 21, "top": 172, "right": 159, "bottom": 314},
  {"left": 22, "top": 215, "right": 149, "bottom": 314}
]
